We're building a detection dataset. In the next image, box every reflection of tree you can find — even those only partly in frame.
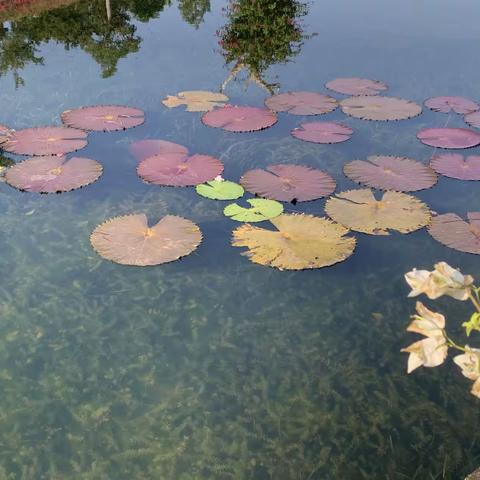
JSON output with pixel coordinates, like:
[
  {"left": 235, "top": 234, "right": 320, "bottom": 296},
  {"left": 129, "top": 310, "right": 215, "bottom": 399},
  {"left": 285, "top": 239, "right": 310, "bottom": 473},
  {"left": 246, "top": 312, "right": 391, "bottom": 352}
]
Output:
[
  {"left": 218, "top": 0, "right": 308, "bottom": 94},
  {"left": 0, "top": 0, "right": 211, "bottom": 86},
  {"left": 178, "top": 0, "right": 210, "bottom": 28}
]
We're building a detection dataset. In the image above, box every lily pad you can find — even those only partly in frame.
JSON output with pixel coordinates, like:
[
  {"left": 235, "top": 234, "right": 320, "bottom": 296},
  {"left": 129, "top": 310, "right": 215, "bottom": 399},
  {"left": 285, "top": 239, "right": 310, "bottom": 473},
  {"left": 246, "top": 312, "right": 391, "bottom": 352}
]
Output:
[
  {"left": 340, "top": 96, "right": 422, "bottom": 121},
  {"left": 325, "top": 77, "right": 388, "bottom": 96},
  {"left": 162, "top": 91, "right": 229, "bottom": 112},
  {"left": 325, "top": 189, "right": 430, "bottom": 235},
  {"left": 0, "top": 124, "right": 11, "bottom": 144},
  {"left": 240, "top": 164, "right": 335, "bottom": 203},
  {"left": 202, "top": 105, "right": 277, "bottom": 132},
  {"left": 137, "top": 153, "right": 223, "bottom": 187},
  {"left": 129, "top": 139, "right": 189, "bottom": 162},
  {"left": 231, "top": 214, "right": 356, "bottom": 270},
  {"left": 224, "top": 198, "right": 283, "bottom": 222},
  {"left": 428, "top": 212, "right": 480, "bottom": 254},
  {"left": 2, "top": 127, "right": 88, "bottom": 156},
  {"left": 425, "top": 96, "right": 479, "bottom": 114},
  {"left": 196, "top": 179, "right": 244, "bottom": 200},
  {"left": 291, "top": 121, "right": 353, "bottom": 144},
  {"left": 417, "top": 127, "right": 480, "bottom": 149},
  {"left": 264, "top": 92, "right": 337, "bottom": 115},
  {"left": 464, "top": 110, "right": 480, "bottom": 129},
  {"left": 5, "top": 155, "right": 102, "bottom": 193},
  {"left": 430, "top": 153, "right": 480, "bottom": 180},
  {"left": 344, "top": 156, "right": 437, "bottom": 191},
  {"left": 62, "top": 105, "right": 145, "bottom": 131},
  {"left": 90, "top": 214, "right": 202, "bottom": 266}
]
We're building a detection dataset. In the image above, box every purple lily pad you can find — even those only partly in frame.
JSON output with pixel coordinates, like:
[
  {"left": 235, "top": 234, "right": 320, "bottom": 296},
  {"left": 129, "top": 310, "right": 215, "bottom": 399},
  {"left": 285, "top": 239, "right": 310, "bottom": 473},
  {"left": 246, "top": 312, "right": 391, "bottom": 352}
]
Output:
[
  {"left": 201, "top": 105, "right": 277, "bottom": 132},
  {"left": 417, "top": 128, "right": 480, "bottom": 149},
  {"left": 291, "top": 122, "right": 353, "bottom": 144},
  {"left": 62, "top": 105, "right": 145, "bottom": 131},
  {"left": 240, "top": 164, "right": 336, "bottom": 203},
  {"left": 265, "top": 92, "right": 337, "bottom": 115},
  {"left": 5, "top": 155, "right": 102, "bottom": 193},
  {"left": 425, "top": 96, "right": 479, "bottom": 114},
  {"left": 430, "top": 153, "right": 480, "bottom": 180},
  {"left": 137, "top": 153, "right": 224, "bottom": 187},
  {"left": 325, "top": 77, "right": 388, "bottom": 96},
  {"left": 464, "top": 110, "right": 480, "bottom": 129},
  {"left": 428, "top": 212, "right": 480, "bottom": 254},
  {"left": 129, "top": 140, "right": 189, "bottom": 162},
  {"left": 2, "top": 127, "right": 88, "bottom": 156}
]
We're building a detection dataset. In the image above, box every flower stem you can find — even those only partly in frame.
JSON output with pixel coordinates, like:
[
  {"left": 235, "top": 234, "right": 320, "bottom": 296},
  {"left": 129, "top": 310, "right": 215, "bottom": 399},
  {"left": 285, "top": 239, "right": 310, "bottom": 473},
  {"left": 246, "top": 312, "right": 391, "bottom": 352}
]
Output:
[{"left": 469, "top": 290, "right": 480, "bottom": 313}]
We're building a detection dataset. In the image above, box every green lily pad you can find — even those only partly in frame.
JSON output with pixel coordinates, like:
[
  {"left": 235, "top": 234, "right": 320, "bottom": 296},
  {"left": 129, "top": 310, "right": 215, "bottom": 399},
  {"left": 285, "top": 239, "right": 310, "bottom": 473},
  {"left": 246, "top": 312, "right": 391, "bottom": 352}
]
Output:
[
  {"left": 196, "top": 179, "right": 244, "bottom": 200},
  {"left": 224, "top": 198, "right": 284, "bottom": 222}
]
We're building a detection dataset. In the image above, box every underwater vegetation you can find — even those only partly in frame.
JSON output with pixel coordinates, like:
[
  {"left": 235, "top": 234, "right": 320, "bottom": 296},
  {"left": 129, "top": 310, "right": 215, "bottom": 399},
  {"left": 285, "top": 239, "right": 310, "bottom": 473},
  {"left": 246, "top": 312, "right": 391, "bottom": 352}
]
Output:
[{"left": 0, "top": 0, "right": 480, "bottom": 478}]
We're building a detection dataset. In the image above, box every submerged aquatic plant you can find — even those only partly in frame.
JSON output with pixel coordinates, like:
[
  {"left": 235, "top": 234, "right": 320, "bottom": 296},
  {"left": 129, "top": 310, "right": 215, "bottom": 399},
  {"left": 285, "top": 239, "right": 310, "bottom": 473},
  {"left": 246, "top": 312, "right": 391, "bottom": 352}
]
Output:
[{"left": 403, "top": 262, "right": 480, "bottom": 399}]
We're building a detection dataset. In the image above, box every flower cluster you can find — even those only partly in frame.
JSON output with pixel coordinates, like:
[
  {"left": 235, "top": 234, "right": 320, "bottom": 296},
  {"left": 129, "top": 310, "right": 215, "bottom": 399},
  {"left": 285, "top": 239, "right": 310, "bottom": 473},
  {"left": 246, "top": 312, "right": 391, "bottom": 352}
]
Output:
[{"left": 403, "top": 262, "right": 480, "bottom": 399}]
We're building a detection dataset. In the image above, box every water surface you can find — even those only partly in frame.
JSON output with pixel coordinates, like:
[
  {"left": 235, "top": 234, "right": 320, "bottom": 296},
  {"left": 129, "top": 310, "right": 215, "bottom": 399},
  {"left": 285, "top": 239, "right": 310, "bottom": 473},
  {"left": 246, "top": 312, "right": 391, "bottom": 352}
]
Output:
[{"left": 0, "top": 1, "right": 480, "bottom": 478}]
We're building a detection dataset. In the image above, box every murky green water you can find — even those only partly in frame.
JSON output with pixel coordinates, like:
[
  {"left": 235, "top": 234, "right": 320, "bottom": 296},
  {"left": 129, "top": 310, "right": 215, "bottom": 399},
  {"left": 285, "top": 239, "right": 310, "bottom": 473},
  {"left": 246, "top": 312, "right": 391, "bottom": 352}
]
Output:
[{"left": 0, "top": 0, "right": 480, "bottom": 478}]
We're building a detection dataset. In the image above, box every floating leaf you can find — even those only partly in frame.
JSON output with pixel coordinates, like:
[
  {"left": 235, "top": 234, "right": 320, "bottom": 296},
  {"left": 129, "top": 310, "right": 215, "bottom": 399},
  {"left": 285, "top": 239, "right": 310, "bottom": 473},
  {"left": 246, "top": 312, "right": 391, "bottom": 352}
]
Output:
[
  {"left": 325, "top": 189, "right": 430, "bottom": 235},
  {"left": 201, "top": 105, "right": 277, "bottom": 132},
  {"left": 196, "top": 179, "right": 244, "bottom": 200},
  {"left": 417, "top": 127, "right": 480, "bottom": 149},
  {"left": 240, "top": 164, "right": 335, "bottom": 203},
  {"left": 162, "top": 91, "right": 229, "bottom": 112},
  {"left": 264, "top": 91, "right": 337, "bottom": 115},
  {"left": 340, "top": 96, "right": 422, "bottom": 121},
  {"left": 464, "top": 110, "right": 480, "bottom": 129},
  {"left": 231, "top": 214, "right": 356, "bottom": 270},
  {"left": 325, "top": 77, "right": 388, "bottom": 96},
  {"left": 428, "top": 212, "right": 480, "bottom": 254},
  {"left": 137, "top": 153, "right": 223, "bottom": 187},
  {"left": 430, "top": 153, "right": 480, "bottom": 180},
  {"left": 2, "top": 127, "right": 87, "bottom": 156},
  {"left": 90, "top": 214, "right": 202, "bottom": 266},
  {"left": 5, "top": 155, "right": 102, "bottom": 193},
  {"left": 129, "top": 139, "right": 188, "bottom": 162},
  {"left": 291, "top": 121, "right": 353, "bottom": 144},
  {"left": 62, "top": 105, "right": 144, "bottom": 131},
  {"left": 425, "top": 96, "right": 479, "bottom": 114},
  {"left": 344, "top": 156, "right": 437, "bottom": 191},
  {"left": 224, "top": 198, "right": 283, "bottom": 222}
]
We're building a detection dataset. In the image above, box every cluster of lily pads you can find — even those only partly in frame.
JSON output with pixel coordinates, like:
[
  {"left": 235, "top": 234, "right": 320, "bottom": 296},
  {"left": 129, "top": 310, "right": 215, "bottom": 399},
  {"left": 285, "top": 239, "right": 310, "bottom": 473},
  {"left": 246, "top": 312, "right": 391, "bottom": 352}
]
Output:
[{"left": 1, "top": 78, "right": 480, "bottom": 269}]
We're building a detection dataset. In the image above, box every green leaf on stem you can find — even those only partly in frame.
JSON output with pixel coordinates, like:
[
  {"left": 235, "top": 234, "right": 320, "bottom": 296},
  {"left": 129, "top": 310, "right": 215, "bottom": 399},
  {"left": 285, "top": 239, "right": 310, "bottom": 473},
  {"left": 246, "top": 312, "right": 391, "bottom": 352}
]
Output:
[{"left": 462, "top": 312, "right": 480, "bottom": 337}]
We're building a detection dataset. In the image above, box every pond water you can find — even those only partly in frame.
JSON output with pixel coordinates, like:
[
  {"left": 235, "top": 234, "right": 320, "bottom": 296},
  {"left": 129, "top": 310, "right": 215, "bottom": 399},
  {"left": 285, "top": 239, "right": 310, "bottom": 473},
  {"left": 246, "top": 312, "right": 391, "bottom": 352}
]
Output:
[{"left": 0, "top": 0, "right": 480, "bottom": 478}]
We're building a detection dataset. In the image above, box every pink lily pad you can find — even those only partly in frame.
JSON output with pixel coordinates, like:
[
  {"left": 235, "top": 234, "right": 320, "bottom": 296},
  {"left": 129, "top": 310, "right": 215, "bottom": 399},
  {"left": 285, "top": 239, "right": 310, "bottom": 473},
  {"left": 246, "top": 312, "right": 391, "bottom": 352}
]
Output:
[
  {"left": 61, "top": 105, "right": 145, "bottom": 132},
  {"left": 240, "top": 164, "right": 335, "bottom": 203},
  {"left": 2, "top": 127, "right": 88, "bottom": 156},
  {"left": 464, "top": 111, "right": 480, "bottom": 129},
  {"left": 344, "top": 155, "right": 437, "bottom": 191},
  {"left": 129, "top": 140, "right": 188, "bottom": 162},
  {"left": 137, "top": 153, "right": 224, "bottom": 187},
  {"left": 0, "top": 124, "right": 11, "bottom": 144},
  {"left": 291, "top": 122, "right": 353, "bottom": 144},
  {"left": 201, "top": 105, "right": 277, "bottom": 132},
  {"left": 264, "top": 92, "right": 337, "bottom": 115},
  {"left": 5, "top": 155, "right": 102, "bottom": 193},
  {"left": 428, "top": 212, "right": 480, "bottom": 254},
  {"left": 430, "top": 153, "right": 480, "bottom": 180},
  {"left": 417, "top": 128, "right": 480, "bottom": 149},
  {"left": 325, "top": 77, "right": 388, "bottom": 96},
  {"left": 425, "top": 96, "right": 479, "bottom": 114}
]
